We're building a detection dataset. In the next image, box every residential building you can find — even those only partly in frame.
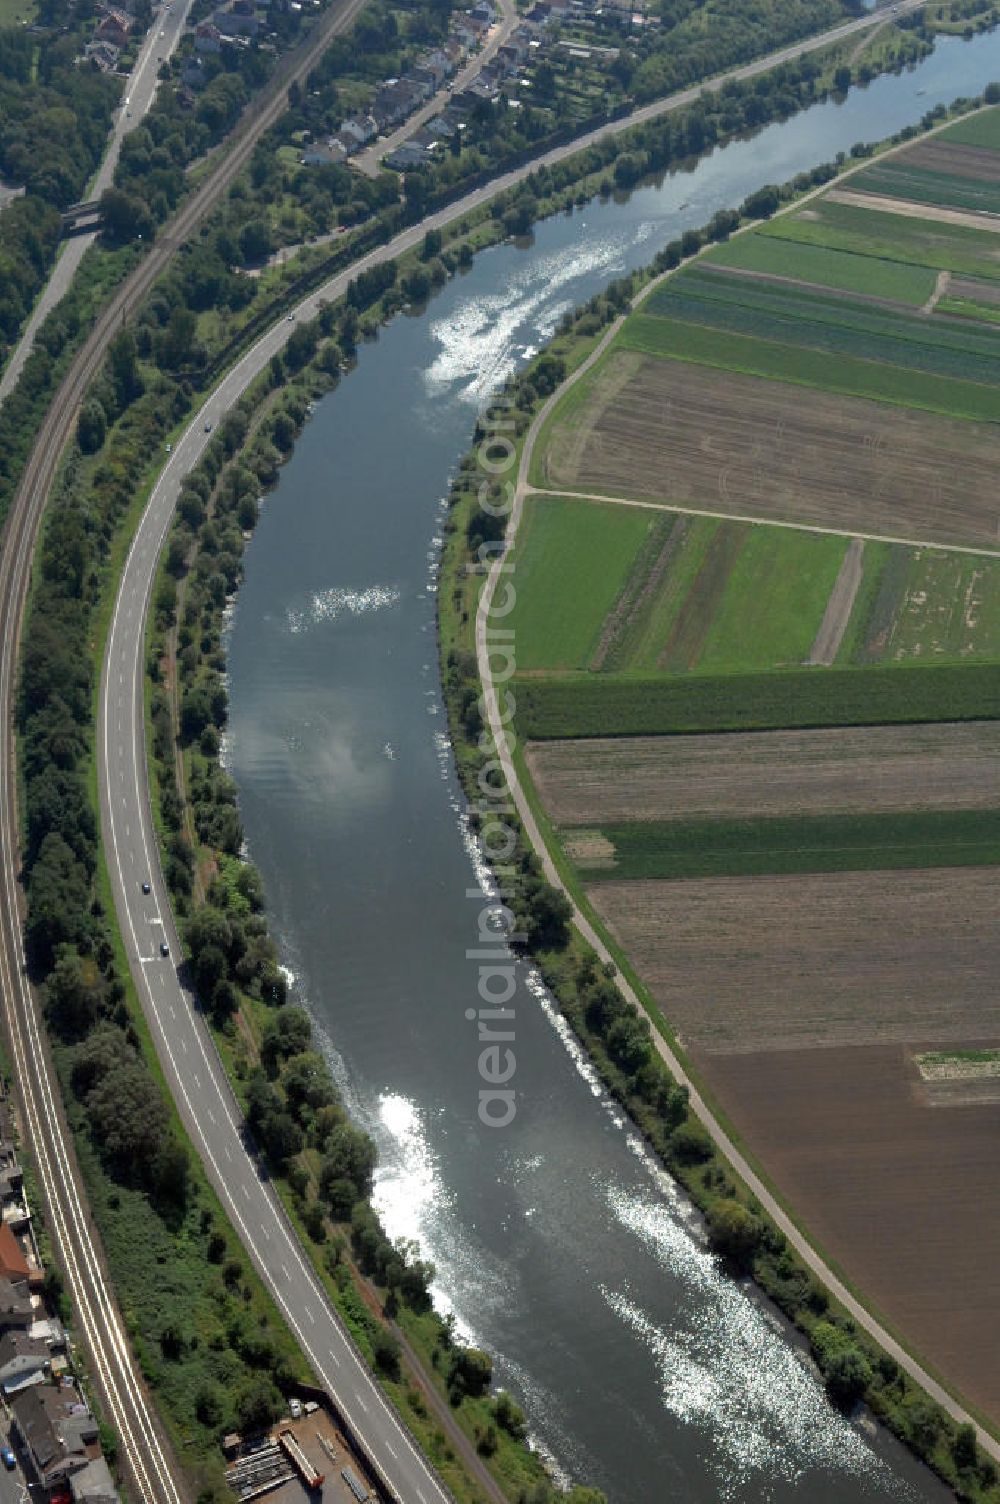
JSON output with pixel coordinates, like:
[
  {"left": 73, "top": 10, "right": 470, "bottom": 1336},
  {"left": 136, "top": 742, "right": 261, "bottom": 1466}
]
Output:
[
  {"left": 83, "top": 39, "right": 121, "bottom": 70},
  {"left": 0, "top": 1332, "right": 50, "bottom": 1396},
  {"left": 95, "top": 7, "right": 132, "bottom": 44},
  {"left": 194, "top": 21, "right": 222, "bottom": 51},
  {"left": 11, "top": 1385, "right": 101, "bottom": 1493},
  {"left": 70, "top": 1456, "right": 119, "bottom": 1504},
  {"left": 214, "top": 8, "right": 260, "bottom": 37},
  {"left": 0, "top": 1222, "right": 42, "bottom": 1290},
  {"left": 0, "top": 1277, "right": 34, "bottom": 1332}
]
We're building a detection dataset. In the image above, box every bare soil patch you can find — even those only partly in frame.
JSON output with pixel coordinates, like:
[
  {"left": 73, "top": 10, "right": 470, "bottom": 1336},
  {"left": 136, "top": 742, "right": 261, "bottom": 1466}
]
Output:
[
  {"left": 826, "top": 186, "right": 1000, "bottom": 232},
  {"left": 950, "top": 273, "right": 1000, "bottom": 306},
  {"left": 698, "top": 1041, "right": 1000, "bottom": 1423},
  {"left": 589, "top": 866, "right": 1000, "bottom": 1053},
  {"left": 808, "top": 537, "right": 865, "bottom": 665},
  {"left": 897, "top": 138, "right": 1000, "bottom": 183},
  {"left": 563, "top": 829, "right": 617, "bottom": 868},
  {"left": 526, "top": 721, "right": 1000, "bottom": 825},
  {"left": 545, "top": 355, "right": 1000, "bottom": 550}
]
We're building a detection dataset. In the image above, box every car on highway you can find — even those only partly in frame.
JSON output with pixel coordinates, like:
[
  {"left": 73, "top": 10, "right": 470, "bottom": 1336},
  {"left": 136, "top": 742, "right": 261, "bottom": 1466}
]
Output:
[
  {"left": 287, "top": 313, "right": 295, "bottom": 322},
  {"left": 142, "top": 881, "right": 151, "bottom": 895},
  {"left": 159, "top": 941, "right": 170, "bottom": 958},
  {"left": 204, "top": 420, "right": 213, "bottom": 432},
  {"left": 2, "top": 1446, "right": 16, "bottom": 1470}
]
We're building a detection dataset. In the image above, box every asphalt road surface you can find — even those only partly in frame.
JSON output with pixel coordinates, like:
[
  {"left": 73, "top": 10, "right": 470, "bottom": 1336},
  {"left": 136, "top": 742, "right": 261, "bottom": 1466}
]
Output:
[
  {"left": 98, "top": 335, "right": 459, "bottom": 1504},
  {"left": 0, "top": 7, "right": 375, "bottom": 1502},
  {"left": 0, "top": 0, "right": 195, "bottom": 406}
]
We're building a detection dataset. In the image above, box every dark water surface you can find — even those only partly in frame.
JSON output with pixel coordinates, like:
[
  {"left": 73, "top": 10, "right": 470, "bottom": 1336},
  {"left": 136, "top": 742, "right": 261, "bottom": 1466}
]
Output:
[{"left": 225, "top": 36, "right": 1000, "bottom": 1503}]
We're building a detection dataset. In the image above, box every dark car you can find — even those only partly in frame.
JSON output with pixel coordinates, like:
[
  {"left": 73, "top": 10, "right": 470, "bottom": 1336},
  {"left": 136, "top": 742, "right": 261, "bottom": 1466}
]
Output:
[
  {"left": 159, "top": 941, "right": 170, "bottom": 958},
  {"left": 142, "top": 881, "right": 151, "bottom": 895}
]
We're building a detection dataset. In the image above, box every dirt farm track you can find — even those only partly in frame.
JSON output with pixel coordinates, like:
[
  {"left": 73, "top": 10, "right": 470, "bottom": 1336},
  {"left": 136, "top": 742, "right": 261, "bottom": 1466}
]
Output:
[{"left": 544, "top": 353, "right": 1000, "bottom": 549}]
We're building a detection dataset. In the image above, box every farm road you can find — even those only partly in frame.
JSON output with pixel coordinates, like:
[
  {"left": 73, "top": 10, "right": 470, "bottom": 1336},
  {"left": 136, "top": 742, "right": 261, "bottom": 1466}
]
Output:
[{"left": 808, "top": 536, "right": 865, "bottom": 664}]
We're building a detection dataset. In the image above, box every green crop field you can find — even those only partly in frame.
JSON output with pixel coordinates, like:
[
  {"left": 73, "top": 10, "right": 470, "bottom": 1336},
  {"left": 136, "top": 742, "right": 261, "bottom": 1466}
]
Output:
[
  {"left": 615, "top": 314, "right": 1000, "bottom": 422},
  {"left": 507, "top": 495, "right": 653, "bottom": 670},
  {"left": 848, "top": 161, "right": 1000, "bottom": 217},
  {"left": 595, "top": 514, "right": 719, "bottom": 672},
  {"left": 762, "top": 198, "right": 1000, "bottom": 282},
  {"left": 690, "top": 527, "right": 847, "bottom": 673},
  {"left": 514, "top": 662, "right": 1000, "bottom": 739},
  {"left": 937, "top": 106, "right": 1000, "bottom": 150},
  {"left": 574, "top": 809, "right": 1000, "bottom": 881},
  {"left": 645, "top": 280, "right": 1000, "bottom": 389},
  {"left": 699, "top": 234, "right": 936, "bottom": 304},
  {"left": 653, "top": 265, "right": 1000, "bottom": 369},
  {"left": 937, "top": 293, "right": 1000, "bottom": 325},
  {"left": 844, "top": 544, "right": 1000, "bottom": 665},
  {"left": 508, "top": 500, "right": 850, "bottom": 677}
]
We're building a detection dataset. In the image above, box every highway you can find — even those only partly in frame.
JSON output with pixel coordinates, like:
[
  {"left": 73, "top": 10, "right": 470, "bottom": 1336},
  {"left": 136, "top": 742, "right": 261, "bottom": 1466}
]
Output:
[
  {"left": 0, "top": 0, "right": 194, "bottom": 406},
  {"left": 4, "top": 0, "right": 930, "bottom": 1499},
  {"left": 0, "top": 4, "right": 375, "bottom": 1501}
]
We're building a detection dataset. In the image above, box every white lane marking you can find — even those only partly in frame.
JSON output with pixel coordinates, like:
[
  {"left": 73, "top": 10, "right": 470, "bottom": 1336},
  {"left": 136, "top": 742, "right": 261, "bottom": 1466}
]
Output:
[
  {"left": 281, "top": 1263, "right": 290, "bottom": 1281},
  {"left": 192, "top": 1074, "right": 201, "bottom": 1091}
]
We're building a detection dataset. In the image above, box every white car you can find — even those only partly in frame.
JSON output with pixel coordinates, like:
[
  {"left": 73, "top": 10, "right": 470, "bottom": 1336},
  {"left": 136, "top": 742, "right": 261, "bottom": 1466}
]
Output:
[{"left": 289, "top": 1398, "right": 302, "bottom": 1420}]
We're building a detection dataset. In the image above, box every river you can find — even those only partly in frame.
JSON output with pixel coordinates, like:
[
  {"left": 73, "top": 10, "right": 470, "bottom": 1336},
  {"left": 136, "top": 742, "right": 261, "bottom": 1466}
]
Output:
[{"left": 224, "top": 31, "right": 1000, "bottom": 1504}]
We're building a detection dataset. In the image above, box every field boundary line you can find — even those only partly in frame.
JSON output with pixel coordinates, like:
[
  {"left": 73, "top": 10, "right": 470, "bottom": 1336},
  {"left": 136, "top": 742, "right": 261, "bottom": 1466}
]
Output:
[{"left": 526, "top": 485, "right": 1000, "bottom": 559}]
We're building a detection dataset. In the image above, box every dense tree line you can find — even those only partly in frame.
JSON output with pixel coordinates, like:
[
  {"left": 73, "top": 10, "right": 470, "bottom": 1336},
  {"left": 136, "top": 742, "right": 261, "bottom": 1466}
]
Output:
[
  {"left": 20, "top": 356, "right": 192, "bottom": 1209},
  {"left": 0, "top": 14, "right": 119, "bottom": 363}
]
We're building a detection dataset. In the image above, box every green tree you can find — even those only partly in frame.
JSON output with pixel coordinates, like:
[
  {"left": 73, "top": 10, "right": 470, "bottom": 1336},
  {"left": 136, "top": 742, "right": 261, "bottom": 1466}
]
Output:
[
  {"left": 76, "top": 399, "right": 106, "bottom": 453},
  {"left": 707, "top": 1199, "right": 762, "bottom": 1268},
  {"left": 824, "top": 1345, "right": 872, "bottom": 1409}
]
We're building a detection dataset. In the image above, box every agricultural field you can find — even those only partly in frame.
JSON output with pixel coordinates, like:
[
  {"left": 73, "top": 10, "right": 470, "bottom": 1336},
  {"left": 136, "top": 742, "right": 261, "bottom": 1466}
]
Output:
[
  {"left": 589, "top": 865, "right": 1000, "bottom": 1053},
  {"left": 700, "top": 235, "right": 938, "bottom": 302},
  {"left": 566, "top": 808, "right": 1000, "bottom": 879},
  {"left": 538, "top": 351, "right": 1000, "bottom": 545},
  {"left": 514, "top": 661, "right": 1000, "bottom": 738},
  {"left": 509, "top": 495, "right": 853, "bottom": 674},
  {"left": 526, "top": 722, "right": 1000, "bottom": 825},
  {"left": 700, "top": 1041, "right": 1000, "bottom": 1423},
  {"left": 508, "top": 494, "right": 654, "bottom": 671},
  {"left": 507, "top": 110, "right": 1000, "bottom": 1426}
]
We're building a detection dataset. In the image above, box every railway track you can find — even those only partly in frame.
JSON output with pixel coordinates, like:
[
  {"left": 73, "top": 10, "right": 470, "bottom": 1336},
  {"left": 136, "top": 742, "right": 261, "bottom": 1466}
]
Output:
[{"left": 0, "top": 1, "right": 369, "bottom": 1496}]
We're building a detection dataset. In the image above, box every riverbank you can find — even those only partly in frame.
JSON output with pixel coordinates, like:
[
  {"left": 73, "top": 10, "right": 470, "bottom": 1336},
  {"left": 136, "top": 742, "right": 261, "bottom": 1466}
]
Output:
[{"left": 442, "top": 98, "right": 1000, "bottom": 1500}]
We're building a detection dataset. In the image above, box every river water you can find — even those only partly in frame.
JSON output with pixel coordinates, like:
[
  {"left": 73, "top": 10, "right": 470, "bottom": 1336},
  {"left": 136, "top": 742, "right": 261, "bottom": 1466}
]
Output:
[{"left": 224, "top": 32, "right": 1000, "bottom": 1504}]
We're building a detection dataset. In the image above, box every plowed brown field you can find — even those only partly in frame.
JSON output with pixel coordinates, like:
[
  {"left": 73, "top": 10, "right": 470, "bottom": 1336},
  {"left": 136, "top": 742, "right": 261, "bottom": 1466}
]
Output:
[
  {"left": 888, "top": 138, "right": 1000, "bottom": 183},
  {"left": 527, "top": 722, "right": 1000, "bottom": 826},
  {"left": 699, "top": 1042, "right": 1000, "bottom": 1423},
  {"left": 544, "top": 355, "right": 1000, "bottom": 549},
  {"left": 590, "top": 867, "right": 1000, "bottom": 1053}
]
